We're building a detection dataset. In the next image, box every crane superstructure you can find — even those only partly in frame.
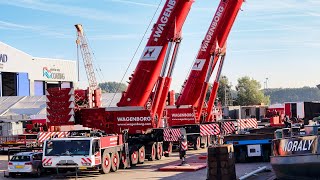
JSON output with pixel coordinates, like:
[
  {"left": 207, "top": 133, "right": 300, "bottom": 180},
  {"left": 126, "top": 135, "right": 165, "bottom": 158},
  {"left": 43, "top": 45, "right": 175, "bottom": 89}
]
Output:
[
  {"left": 46, "top": 0, "right": 195, "bottom": 168},
  {"left": 165, "top": 0, "right": 244, "bottom": 149}
]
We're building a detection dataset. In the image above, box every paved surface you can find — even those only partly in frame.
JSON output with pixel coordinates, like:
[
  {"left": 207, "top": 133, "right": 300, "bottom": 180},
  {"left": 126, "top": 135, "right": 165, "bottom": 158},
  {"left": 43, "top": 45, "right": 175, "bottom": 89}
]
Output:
[{"left": 0, "top": 149, "right": 276, "bottom": 180}]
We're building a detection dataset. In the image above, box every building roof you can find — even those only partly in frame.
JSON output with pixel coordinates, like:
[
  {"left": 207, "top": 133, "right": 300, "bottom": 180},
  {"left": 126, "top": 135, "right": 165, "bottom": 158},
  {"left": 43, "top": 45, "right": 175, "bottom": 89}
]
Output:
[{"left": 0, "top": 93, "right": 122, "bottom": 120}]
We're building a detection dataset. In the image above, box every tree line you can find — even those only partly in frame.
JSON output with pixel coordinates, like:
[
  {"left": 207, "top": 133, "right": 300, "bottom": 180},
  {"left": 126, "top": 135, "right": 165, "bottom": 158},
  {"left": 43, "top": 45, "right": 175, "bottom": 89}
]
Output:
[{"left": 98, "top": 77, "right": 320, "bottom": 106}]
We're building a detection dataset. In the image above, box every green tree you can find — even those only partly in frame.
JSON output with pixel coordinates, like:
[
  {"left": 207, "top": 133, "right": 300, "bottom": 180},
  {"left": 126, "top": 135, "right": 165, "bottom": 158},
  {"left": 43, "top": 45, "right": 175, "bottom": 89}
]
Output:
[
  {"left": 99, "top": 82, "right": 127, "bottom": 93},
  {"left": 235, "top": 76, "right": 270, "bottom": 105},
  {"left": 264, "top": 86, "right": 320, "bottom": 104},
  {"left": 217, "top": 75, "right": 233, "bottom": 106},
  {"left": 205, "top": 76, "right": 235, "bottom": 105}
]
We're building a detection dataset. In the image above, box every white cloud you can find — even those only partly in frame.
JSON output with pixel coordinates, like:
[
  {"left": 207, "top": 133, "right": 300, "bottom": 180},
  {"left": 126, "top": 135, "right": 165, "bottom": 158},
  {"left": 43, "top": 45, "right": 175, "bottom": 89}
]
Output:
[
  {"left": 308, "top": 12, "right": 320, "bottom": 17},
  {"left": 0, "top": 19, "right": 71, "bottom": 38},
  {"left": 0, "top": 20, "right": 36, "bottom": 30},
  {"left": 90, "top": 34, "right": 139, "bottom": 40},
  {"left": 0, "top": 0, "right": 126, "bottom": 22},
  {"left": 230, "top": 48, "right": 289, "bottom": 53},
  {"left": 108, "top": 0, "right": 158, "bottom": 7}
]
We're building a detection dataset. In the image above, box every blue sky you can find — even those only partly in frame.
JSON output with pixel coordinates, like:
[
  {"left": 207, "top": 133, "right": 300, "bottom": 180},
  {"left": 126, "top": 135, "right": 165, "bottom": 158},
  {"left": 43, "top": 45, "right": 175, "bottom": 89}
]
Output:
[{"left": 1, "top": 0, "right": 320, "bottom": 92}]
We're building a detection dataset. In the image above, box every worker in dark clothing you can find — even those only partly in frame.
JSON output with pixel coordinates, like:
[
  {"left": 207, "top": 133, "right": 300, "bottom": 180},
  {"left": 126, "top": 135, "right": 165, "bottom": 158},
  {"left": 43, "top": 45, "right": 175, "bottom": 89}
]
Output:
[
  {"left": 284, "top": 115, "right": 291, "bottom": 128},
  {"left": 291, "top": 116, "right": 298, "bottom": 124}
]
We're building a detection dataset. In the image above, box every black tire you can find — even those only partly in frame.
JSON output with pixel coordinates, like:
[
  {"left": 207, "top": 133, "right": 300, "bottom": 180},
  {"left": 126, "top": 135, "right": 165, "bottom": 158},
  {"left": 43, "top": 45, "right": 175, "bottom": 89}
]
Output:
[
  {"left": 9, "top": 172, "right": 16, "bottom": 178},
  {"left": 100, "top": 151, "right": 111, "bottom": 174},
  {"left": 156, "top": 142, "right": 163, "bottom": 160},
  {"left": 148, "top": 143, "right": 156, "bottom": 161},
  {"left": 207, "top": 135, "right": 213, "bottom": 147},
  {"left": 194, "top": 137, "right": 201, "bottom": 150},
  {"left": 111, "top": 152, "right": 120, "bottom": 172},
  {"left": 238, "top": 150, "right": 247, "bottom": 163},
  {"left": 130, "top": 150, "right": 138, "bottom": 166},
  {"left": 201, "top": 136, "right": 208, "bottom": 148},
  {"left": 262, "top": 149, "right": 270, "bottom": 162},
  {"left": 138, "top": 146, "right": 145, "bottom": 164},
  {"left": 164, "top": 142, "right": 172, "bottom": 157}
]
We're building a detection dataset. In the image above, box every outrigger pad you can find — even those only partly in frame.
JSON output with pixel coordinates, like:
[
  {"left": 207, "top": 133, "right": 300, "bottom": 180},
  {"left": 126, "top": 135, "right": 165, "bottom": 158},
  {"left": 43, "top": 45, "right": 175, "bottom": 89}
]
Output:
[{"left": 158, "top": 163, "right": 207, "bottom": 172}]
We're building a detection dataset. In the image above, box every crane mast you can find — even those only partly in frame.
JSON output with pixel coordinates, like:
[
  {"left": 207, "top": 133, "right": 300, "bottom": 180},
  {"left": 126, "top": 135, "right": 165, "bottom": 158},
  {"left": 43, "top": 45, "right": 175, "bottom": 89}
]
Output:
[
  {"left": 117, "top": 0, "right": 193, "bottom": 108},
  {"left": 175, "top": 0, "right": 243, "bottom": 120},
  {"left": 166, "top": 0, "right": 243, "bottom": 127},
  {"left": 75, "top": 24, "right": 98, "bottom": 92}
]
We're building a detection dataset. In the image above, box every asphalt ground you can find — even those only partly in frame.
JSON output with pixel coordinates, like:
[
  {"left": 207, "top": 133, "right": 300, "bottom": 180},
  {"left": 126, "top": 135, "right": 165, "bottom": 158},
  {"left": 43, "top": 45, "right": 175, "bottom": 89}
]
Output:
[{"left": 0, "top": 149, "right": 276, "bottom": 180}]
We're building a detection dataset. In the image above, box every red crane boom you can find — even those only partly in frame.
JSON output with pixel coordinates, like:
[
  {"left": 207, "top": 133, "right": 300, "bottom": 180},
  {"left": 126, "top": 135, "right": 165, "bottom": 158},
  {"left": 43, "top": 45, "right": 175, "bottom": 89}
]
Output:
[
  {"left": 117, "top": 0, "right": 193, "bottom": 108},
  {"left": 166, "top": 0, "right": 243, "bottom": 136}
]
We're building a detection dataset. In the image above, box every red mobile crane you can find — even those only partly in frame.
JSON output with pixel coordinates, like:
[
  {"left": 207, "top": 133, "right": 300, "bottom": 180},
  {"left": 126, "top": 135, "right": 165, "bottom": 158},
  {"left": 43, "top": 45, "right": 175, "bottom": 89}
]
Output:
[
  {"left": 46, "top": 0, "right": 194, "bottom": 172},
  {"left": 165, "top": 0, "right": 244, "bottom": 149}
]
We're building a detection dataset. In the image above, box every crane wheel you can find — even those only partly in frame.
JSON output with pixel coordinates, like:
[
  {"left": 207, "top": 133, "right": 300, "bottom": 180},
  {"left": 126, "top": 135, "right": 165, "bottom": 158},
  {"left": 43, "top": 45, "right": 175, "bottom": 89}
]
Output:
[
  {"left": 164, "top": 142, "right": 172, "bottom": 157},
  {"left": 148, "top": 143, "right": 156, "bottom": 161},
  {"left": 100, "top": 151, "right": 111, "bottom": 174},
  {"left": 138, "top": 146, "right": 145, "bottom": 164},
  {"left": 201, "top": 136, "right": 208, "bottom": 148},
  {"left": 156, "top": 142, "right": 163, "bottom": 160},
  {"left": 194, "top": 137, "right": 201, "bottom": 150},
  {"left": 207, "top": 135, "right": 213, "bottom": 146},
  {"left": 111, "top": 152, "right": 120, "bottom": 172},
  {"left": 130, "top": 150, "right": 138, "bottom": 166}
]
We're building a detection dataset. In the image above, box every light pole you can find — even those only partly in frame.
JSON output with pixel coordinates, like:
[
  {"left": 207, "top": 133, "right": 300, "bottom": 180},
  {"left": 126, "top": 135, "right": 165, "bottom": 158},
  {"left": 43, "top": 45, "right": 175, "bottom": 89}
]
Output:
[{"left": 265, "top": 78, "right": 269, "bottom": 89}]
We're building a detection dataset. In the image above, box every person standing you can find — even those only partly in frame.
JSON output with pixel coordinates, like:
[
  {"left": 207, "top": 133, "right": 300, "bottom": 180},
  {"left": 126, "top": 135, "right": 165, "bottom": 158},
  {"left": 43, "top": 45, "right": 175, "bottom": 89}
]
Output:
[{"left": 284, "top": 115, "right": 291, "bottom": 128}]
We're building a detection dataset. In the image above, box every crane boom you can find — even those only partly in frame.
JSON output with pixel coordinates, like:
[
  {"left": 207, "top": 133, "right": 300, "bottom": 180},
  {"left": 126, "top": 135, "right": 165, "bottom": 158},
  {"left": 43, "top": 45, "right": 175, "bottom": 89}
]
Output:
[
  {"left": 75, "top": 24, "right": 98, "bottom": 92},
  {"left": 166, "top": 0, "right": 244, "bottom": 126},
  {"left": 176, "top": 0, "right": 243, "bottom": 108},
  {"left": 117, "top": 0, "right": 193, "bottom": 107}
]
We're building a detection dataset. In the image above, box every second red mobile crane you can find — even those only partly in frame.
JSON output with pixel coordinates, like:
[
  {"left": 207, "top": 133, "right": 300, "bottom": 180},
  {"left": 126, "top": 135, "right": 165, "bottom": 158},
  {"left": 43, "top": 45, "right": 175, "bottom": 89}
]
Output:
[{"left": 165, "top": 0, "right": 244, "bottom": 149}]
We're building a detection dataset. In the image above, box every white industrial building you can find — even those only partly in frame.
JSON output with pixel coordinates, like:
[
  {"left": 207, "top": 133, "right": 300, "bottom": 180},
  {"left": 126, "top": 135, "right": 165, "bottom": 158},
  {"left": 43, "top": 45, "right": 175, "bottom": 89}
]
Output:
[{"left": 0, "top": 41, "right": 77, "bottom": 96}]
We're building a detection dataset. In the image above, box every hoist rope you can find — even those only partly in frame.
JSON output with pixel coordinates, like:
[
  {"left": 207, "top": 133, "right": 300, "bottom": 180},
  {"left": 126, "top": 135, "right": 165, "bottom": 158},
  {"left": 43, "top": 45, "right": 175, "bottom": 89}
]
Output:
[{"left": 108, "top": 0, "right": 164, "bottom": 107}]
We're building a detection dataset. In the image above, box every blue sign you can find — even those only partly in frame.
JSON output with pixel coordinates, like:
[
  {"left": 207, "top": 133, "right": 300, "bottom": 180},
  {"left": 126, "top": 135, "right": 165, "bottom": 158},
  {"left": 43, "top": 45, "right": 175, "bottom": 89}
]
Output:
[{"left": 0, "top": 54, "right": 8, "bottom": 63}]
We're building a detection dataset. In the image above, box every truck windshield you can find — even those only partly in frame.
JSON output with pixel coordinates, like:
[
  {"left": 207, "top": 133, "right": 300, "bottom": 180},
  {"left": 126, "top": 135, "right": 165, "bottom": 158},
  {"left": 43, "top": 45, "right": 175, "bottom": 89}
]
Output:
[{"left": 45, "top": 140, "right": 90, "bottom": 156}]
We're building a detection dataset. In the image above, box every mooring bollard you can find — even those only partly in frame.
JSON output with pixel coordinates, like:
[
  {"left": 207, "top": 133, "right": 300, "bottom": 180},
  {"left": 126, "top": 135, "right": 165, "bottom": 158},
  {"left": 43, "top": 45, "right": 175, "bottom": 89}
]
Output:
[{"left": 179, "top": 135, "right": 189, "bottom": 166}]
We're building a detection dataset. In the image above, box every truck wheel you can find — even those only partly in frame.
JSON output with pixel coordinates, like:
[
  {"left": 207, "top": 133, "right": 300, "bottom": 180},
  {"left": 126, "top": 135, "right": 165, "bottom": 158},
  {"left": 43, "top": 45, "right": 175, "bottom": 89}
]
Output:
[
  {"left": 156, "top": 142, "right": 163, "bottom": 160},
  {"left": 111, "top": 152, "right": 120, "bottom": 172},
  {"left": 148, "top": 143, "right": 156, "bottom": 161},
  {"left": 201, "top": 136, "right": 208, "bottom": 148},
  {"left": 120, "top": 154, "right": 128, "bottom": 169},
  {"left": 9, "top": 173, "right": 16, "bottom": 178},
  {"left": 130, "top": 150, "right": 138, "bottom": 166},
  {"left": 164, "top": 142, "right": 172, "bottom": 157},
  {"left": 138, "top": 146, "right": 145, "bottom": 164},
  {"left": 207, "top": 136, "right": 212, "bottom": 146},
  {"left": 262, "top": 149, "right": 270, "bottom": 162},
  {"left": 238, "top": 150, "right": 247, "bottom": 163},
  {"left": 100, "top": 151, "right": 111, "bottom": 174},
  {"left": 194, "top": 137, "right": 201, "bottom": 150}
]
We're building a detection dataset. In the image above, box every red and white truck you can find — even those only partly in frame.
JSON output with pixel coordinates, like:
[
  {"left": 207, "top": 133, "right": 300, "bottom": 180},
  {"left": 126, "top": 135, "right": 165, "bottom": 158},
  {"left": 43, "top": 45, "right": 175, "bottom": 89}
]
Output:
[{"left": 42, "top": 130, "right": 128, "bottom": 174}]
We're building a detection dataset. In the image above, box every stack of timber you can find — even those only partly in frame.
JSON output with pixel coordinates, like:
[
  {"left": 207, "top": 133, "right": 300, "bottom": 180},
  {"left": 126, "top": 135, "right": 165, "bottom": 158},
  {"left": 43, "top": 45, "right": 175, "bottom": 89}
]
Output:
[{"left": 207, "top": 144, "right": 236, "bottom": 180}]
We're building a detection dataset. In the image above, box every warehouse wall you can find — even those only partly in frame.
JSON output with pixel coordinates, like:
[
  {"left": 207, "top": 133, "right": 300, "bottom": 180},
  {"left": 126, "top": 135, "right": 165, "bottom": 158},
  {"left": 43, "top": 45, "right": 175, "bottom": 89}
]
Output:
[{"left": 0, "top": 41, "right": 77, "bottom": 96}]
